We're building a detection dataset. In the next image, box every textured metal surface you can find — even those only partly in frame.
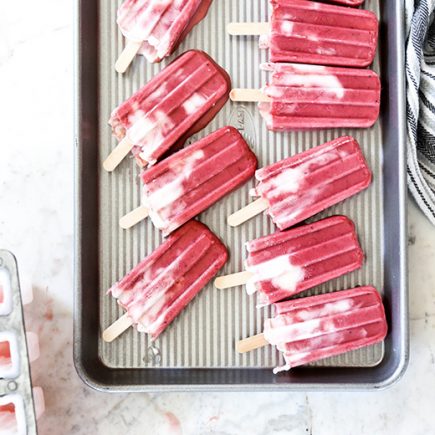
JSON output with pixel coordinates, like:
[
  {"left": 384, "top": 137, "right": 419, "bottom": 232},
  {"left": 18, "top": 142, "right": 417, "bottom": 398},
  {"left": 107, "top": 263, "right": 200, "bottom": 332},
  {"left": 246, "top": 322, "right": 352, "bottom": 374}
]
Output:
[
  {"left": 74, "top": 0, "right": 408, "bottom": 390},
  {"left": 0, "top": 251, "right": 38, "bottom": 434},
  {"left": 99, "top": 0, "right": 383, "bottom": 370}
]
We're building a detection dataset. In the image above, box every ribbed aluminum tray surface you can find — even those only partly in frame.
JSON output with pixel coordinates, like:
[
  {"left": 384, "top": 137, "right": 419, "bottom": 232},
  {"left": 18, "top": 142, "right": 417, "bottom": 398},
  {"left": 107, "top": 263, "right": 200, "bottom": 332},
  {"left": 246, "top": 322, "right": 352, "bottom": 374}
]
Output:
[
  {"left": 74, "top": 0, "right": 408, "bottom": 390},
  {"left": 99, "top": 0, "right": 383, "bottom": 370}
]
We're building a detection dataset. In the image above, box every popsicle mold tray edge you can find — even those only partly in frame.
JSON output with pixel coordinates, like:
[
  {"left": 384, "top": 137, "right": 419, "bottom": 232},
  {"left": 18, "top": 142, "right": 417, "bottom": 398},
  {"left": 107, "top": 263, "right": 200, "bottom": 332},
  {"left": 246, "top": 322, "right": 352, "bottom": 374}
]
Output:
[
  {"left": 74, "top": 0, "right": 408, "bottom": 390},
  {"left": 0, "top": 250, "right": 38, "bottom": 434}
]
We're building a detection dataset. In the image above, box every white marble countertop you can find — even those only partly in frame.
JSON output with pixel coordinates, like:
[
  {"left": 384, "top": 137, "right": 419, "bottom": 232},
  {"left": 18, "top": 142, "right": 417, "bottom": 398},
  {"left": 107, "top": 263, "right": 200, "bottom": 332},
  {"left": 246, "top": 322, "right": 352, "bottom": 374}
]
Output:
[{"left": 1, "top": 2, "right": 435, "bottom": 434}]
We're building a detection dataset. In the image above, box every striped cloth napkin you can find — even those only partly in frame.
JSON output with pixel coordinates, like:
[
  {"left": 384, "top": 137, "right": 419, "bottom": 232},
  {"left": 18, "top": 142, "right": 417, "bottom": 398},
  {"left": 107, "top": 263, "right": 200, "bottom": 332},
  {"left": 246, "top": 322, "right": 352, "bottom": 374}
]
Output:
[{"left": 406, "top": 0, "right": 435, "bottom": 224}]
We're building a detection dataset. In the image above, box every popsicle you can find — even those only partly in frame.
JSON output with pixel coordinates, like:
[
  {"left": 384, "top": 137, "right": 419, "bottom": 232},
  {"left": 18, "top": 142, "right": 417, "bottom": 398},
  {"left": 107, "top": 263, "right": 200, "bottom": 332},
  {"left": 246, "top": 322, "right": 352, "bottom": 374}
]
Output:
[
  {"left": 0, "top": 268, "right": 12, "bottom": 316},
  {"left": 327, "top": 0, "right": 364, "bottom": 5},
  {"left": 0, "top": 395, "right": 26, "bottom": 435},
  {"left": 215, "top": 216, "right": 363, "bottom": 306},
  {"left": 103, "top": 221, "right": 228, "bottom": 342},
  {"left": 228, "top": 136, "right": 372, "bottom": 230},
  {"left": 230, "top": 63, "right": 381, "bottom": 131},
  {"left": 120, "top": 127, "right": 258, "bottom": 234},
  {"left": 228, "top": 0, "right": 378, "bottom": 67},
  {"left": 116, "top": 0, "right": 213, "bottom": 72},
  {"left": 236, "top": 286, "right": 387, "bottom": 373},
  {"left": 0, "top": 332, "right": 19, "bottom": 379},
  {"left": 104, "top": 50, "right": 231, "bottom": 172}
]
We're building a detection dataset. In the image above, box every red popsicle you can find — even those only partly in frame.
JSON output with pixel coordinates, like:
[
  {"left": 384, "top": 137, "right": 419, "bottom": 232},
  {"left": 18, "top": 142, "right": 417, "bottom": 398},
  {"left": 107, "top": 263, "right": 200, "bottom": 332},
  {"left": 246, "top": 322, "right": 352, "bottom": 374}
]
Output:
[
  {"left": 228, "top": 136, "right": 372, "bottom": 231},
  {"left": 104, "top": 221, "right": 228, "bottom": 342},
  {"left": 116, "top": 0, "right": 213, "bottom": 70},
  {"left": 215, "top": 216, "right": 364, "bottom": 307},
  {"left": 236, "top": 286, "right": 387, "bottom": 374},
  {"left": 105, "top": 50, "right": 231, "bottom": 171}
]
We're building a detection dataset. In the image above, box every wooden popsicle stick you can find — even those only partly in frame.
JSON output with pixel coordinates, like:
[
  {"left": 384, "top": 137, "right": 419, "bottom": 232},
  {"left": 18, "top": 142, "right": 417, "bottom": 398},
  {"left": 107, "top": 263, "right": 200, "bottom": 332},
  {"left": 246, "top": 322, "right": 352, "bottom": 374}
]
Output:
[
  {"left": 227, "top": 198, "right": 269, "bottom": 227},
  {"left": 214, "top": 271, "right": 253, "bottom": 289},
  {"left": 103, "top": 136, "right": 134, "bottom": 172},
  {"left": 230, "top": 89, "right": 272, "bottom": 103},
  {"left": 115, "top": 40, "right": 142, "bottom": 73},
  {"left": 227, "top": 22, "right": 270, "bottom": 36},
  {"left": 102, "top": 313, "right": 133, "bottom": 343},
  {"left": 120, "top": 206, "right": 150, "bottom": 229},
  {"left": 236, "top": 333, "right": 269, "bottom": 353}
]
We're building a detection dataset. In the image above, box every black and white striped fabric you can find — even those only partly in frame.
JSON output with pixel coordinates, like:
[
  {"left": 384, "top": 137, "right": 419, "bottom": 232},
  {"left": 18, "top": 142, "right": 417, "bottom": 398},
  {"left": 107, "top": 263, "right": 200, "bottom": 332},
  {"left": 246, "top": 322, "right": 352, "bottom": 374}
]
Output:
[{"left": 406, "top": 0, "right": 435, "bottom": 224}]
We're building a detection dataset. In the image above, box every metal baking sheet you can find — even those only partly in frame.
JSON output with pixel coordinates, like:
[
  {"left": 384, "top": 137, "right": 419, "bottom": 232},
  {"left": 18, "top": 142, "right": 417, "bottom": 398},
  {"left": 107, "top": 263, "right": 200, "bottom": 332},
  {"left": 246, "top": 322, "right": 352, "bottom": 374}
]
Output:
[{"left": 74, "top": 0, "right": 408, "bottom": 391}]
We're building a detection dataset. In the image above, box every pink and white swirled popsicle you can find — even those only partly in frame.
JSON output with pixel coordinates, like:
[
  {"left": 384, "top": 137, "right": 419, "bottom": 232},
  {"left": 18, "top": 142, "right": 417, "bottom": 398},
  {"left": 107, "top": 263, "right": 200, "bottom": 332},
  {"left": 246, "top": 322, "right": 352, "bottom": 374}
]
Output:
[
  {"left": 215, "top": 216, "right": 364, "bottom": 306},
  {"left": 105, "top": 50, "right": 231, "bottom": 171},
  {"left": 236, "top": 286, "right": 387, "bottom": 373},
  {"left": 228, "top": 136, "right": 372, "bottom": 230},
  {"left": 264, "top": 286, "right": 387, "bottom": 372},
  {"left": 230, "top": 63, "right": 381, "bottom": 131},
  {"left": 244, "top": 216, "right": 363, "bottom": 306},
  {"left": 327, "top": 0, "right": 364, "bottom": 5},
  {"left": 116, "top": 0, "right": 213, "bottom": 71},
  {"left": 104, "top": 221, "right": 228, "bottom": 342},
  {"left": 262, "top": 0, "right": 378, "bottom": 66},
  {"left": 228, "top": 0, "right": 378, "bottom": 67},
  {"left": 120, "top": 126, "right": 257, "bottom": 234}
]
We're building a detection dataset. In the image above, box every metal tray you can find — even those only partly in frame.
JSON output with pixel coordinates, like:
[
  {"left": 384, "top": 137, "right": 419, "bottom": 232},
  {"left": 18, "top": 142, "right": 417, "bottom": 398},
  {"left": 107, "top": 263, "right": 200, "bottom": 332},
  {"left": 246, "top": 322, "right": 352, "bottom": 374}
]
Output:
[{"left": 74, "top": 0, "right": 408, "bottom": 391}]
